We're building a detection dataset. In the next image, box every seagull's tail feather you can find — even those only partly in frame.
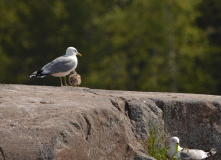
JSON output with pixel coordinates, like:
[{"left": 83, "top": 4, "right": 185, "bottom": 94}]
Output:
[
  {"left": 207, "top": 148, "right": 216, "bottom": 157},
  {"left": 29, "top": 70, "right": 48, "bottom": 78}
]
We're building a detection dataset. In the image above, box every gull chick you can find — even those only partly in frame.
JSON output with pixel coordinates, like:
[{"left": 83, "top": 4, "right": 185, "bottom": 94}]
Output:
[
  {"left": 30, "top": 47, "right": 82, "bottom": 86},
  {"left": 69, "top": 71, "right": 81, "bottom": 87},
  {"left": 167, "top": 137, "right": 216, "bottom": 160}
]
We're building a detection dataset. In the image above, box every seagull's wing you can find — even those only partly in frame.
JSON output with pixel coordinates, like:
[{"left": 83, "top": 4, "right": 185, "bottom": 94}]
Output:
[
  {"left": 180, "top": 149, "right": 207, "bottom": 160},
  {"left": 42, "top": 56, "right": 76, "bottom": 75}
]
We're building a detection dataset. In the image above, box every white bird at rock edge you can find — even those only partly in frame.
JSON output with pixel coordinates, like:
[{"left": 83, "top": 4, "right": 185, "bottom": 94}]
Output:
[
  {"left": 167, "top": 137, "right": 216, "bottom": 160},
  {"left": 30, "top": 47, "right": 82, "bottom": 86}
]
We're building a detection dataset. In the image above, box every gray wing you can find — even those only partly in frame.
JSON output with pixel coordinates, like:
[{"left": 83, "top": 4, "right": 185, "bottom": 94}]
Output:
[
  {"left": 180, "top": 149, "right": 206, "bottom": 160},
  {"left": 42, "top": 56, "right": 76, "bottom": 74}
]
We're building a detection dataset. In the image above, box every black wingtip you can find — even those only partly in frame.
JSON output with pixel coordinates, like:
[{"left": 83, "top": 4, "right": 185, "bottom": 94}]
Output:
[
  {"left": 29, "top": 75, "right": 36, "bottom": 78},
  {"left": 208, "top": 148, "right": 216, "bottom": 157},
  {"left": 29, "top": 70, "right": 47, "bottom": 78}
]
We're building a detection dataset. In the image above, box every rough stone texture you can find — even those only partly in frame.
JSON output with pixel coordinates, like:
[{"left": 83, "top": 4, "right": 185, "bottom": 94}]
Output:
[{"left": 0, "top": 84, "right": 220, "bottom": 160}]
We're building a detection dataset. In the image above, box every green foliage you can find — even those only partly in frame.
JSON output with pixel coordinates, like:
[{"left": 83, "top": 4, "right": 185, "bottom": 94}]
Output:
[
  {"left": 196, "top": 0, "right": 221, "bottom": 93},
  {"left": 0, "top": 0, "right": 220, "bottom": 94},
  {"left": 137, "top": 121, "right": 169, "bottom": 160},
  {"left": 148, "top": 125, "right": 169, "bottom": 160}
]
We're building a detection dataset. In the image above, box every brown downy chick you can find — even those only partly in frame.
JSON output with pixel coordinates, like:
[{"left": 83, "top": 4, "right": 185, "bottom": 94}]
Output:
[{"left": 69, "top": 72, "right": 81, "bottom": 87}]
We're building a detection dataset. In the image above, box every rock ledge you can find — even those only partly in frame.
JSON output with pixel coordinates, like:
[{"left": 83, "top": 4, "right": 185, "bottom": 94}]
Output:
[{"left": 0, "top": 84, "right": 220, "bottom": 160}]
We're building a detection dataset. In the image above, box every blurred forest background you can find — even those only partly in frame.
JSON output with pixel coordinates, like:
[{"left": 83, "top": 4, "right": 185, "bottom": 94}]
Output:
[{"left": 0, "top": 0, "right": 221, "bottom": 94}]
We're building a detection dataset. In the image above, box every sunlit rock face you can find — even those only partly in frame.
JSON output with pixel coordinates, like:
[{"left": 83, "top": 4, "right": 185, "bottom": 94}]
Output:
[{"left": 0, "top": 84, "right": 220, "bottom": 159}]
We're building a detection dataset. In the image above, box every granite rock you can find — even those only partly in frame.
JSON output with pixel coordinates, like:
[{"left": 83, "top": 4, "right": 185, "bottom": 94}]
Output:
[{"left": 0, "top": 84, "right": 220, "bottom": 160}]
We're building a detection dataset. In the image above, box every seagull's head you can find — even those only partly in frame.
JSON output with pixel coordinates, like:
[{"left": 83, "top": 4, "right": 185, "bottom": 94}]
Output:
[
  {"left": 170, "top": 137, "right": 180, "bottom": 146},
  {"left": 66, "top": 47, "right": 82, "bottom": 57}
]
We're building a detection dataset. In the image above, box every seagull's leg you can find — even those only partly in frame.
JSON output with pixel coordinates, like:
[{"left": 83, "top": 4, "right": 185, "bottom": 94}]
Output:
[
  {"left": 64, "top": 76, "right": 68, "bottom": 86},
  {"left": 60, "top": 77, "right": 64, "bottom": 86}
]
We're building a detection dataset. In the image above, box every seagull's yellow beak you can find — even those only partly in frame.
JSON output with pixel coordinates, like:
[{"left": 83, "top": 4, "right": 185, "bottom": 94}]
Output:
[
  {"left": 177, "top": 143, "right": 180, "bottom": 145},
  {"left": 77, "top": 53, "right": 82, "bottom": 57}
]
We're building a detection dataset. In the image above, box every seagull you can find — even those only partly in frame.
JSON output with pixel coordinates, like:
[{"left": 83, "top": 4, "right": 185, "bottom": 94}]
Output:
[
  {"left": 30, "top": 47, "right": 82, "bottom": 86},
  {"left": 167, "top": 137, "right": 183, "bottom": 159},
  {"left": 167, "top": 137, "right": 216, "bottom": 160}
]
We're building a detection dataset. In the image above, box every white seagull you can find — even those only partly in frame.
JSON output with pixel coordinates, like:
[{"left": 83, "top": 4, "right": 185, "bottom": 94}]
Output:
[
  {"left": 167, "top": 137, "right": 216, "bottom": 160},
  {"left": 30, "top": 47, "right": 82, "bottom": 86}
]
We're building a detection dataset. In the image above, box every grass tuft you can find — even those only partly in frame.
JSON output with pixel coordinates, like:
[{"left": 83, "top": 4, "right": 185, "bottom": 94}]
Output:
[{"left": 137, "top": 121, "right": 180, "bottom": 160}]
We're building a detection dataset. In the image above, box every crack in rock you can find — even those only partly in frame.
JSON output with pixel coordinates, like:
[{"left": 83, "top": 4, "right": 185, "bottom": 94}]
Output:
[{"left": 83, "top": 116, "right": 91, "bottom": 141}]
